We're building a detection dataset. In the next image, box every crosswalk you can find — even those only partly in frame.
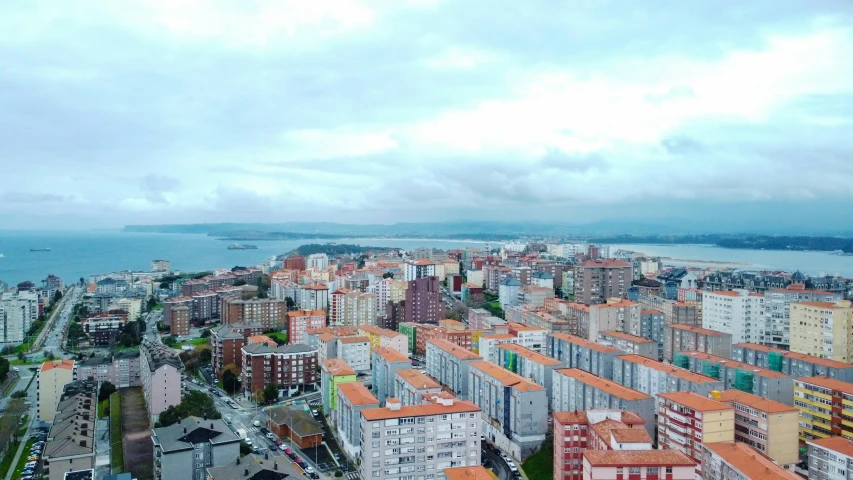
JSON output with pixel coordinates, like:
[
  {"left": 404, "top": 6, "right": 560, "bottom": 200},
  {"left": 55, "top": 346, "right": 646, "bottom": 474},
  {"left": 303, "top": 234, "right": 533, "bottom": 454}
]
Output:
[
  {"left": 308, "top": 400, "right": 322, "bottom": 407},
  {"left": 345, "top": 473, "right": 359, "bottom": 480}
]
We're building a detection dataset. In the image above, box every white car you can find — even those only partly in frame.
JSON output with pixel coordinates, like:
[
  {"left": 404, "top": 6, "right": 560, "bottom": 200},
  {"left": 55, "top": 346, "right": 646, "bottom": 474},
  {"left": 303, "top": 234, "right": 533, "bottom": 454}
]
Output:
[
  {"left": 304, "top": 467, "right": 315, "bottom": 474},
  {"left": 507, "top": 462, "right": 517, "bottom": 471}
]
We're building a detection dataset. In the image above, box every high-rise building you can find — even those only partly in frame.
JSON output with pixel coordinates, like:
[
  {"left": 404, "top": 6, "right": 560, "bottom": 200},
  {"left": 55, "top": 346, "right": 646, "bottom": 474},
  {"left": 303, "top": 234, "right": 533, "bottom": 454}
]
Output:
[
  {"left": 763, "top": 285, "right": 842, "bottom": 350},
  {"left": 404, "top": 276, "right": 441, "bottom": 324},
  {"left": 241, "top": 343, "right": 318, "bottom": 396},
  {"left": 716, "top": 390, "right": 799, "bottom": 468},
  {"left": 42, "top": 380, "right": 97, "bottom": 480},
  {"left": 807, "top": 437, "right": 853, "bottom": 480},
  {"left": 140, "top": 341, "right": 184, "bottom": 422},
  {"left": 38, "top": 360, "right": 76, "bottom": 422},
  {"left": 662, "top": 324, "right": 732, "bottom": 363},
  {"left": 286, "top": 310, "right": 326, "bottom": 345},
  {"left": 404, "top": 259, "right": 436, "bottom": 281},
  {"left": 306, "top": 253, "right": 329, "bottom": 270},
  {"left": 657, "top": 392, "right": 734, "bottom": 477},
  {"left": 0, "top": 291, "right": 39, "bottom": 343},
  {"left": 702, "top": 290, "right": 765, "bottom": 344},
  {"left": 790, "top": 300, "right": 853, "bottom": 362},
  {"left": 794, "top": 376, "right": 853, "bottom": 443},
  {"left": 573, "top": 260, "right": 632, "bottom": 305}
]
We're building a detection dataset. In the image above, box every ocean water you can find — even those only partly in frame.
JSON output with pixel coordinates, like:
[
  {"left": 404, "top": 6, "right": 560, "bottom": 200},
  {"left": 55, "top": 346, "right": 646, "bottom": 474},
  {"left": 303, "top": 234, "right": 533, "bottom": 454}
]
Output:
[
  {"left": 0, "top": 230, "right": 488, "bottom": 284},
  {"left": 615, "top": 244, "right": 853, "bottom": 277}
]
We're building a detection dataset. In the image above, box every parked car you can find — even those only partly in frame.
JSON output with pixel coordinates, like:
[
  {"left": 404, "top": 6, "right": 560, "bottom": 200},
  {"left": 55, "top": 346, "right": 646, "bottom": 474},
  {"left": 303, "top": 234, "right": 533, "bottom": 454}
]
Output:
[
  {"left": 284, "top": 447, "right": 293, "bottom": 456},
  {"left": 266, "top": 433, "right": 276, "bottom": 440},
  {"left": 306, "top": 472, "right": 319, "bottom": 479},
  {"left": 311, "top": 409, "right": 319, "bottom": 417},
  {"left": 294, "top": 456, "right": 302, "bottom": 465},
  {"left": 304, "top": 467, "right": 315, "bottom": 475},
  {"left": 298, "top": 461, "right": 308, "bottom": 469},
  {"left": 259, "top": 427, "right": 270, "bottom": 435},
  {"left": 274, "top": 439, "right": 282, "bottom": 446}
]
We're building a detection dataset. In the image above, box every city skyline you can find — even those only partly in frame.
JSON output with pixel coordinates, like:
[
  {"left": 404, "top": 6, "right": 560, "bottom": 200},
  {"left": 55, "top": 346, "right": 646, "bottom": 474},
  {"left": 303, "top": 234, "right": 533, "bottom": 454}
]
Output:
[{"left": 1, "top": 1, "right": 852, "bottom": 230}]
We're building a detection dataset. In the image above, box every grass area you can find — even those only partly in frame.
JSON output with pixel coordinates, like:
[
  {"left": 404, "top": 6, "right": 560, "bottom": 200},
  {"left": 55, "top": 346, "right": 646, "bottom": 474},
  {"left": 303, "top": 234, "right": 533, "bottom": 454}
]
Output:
[
  {"left": 520, "top": 437, "right": 553, "bottom": 480},
  {"left": 98, "top": 399, "right": 110, "bottom": 418},
  {"left": 152, "top": 303, "right": 163, "bottom": 310},
  {"left": 10, "top": 357, "right": 50, "bottom": 366},
  {"left": 16, "top": 415, "right": 29, "bottom": 437},
  {"left": 110, "top": 392, "right": 124, "bottom": 471},
  {"left": 173, "top": 337, "right": 209, "bottom": 349},
  {"left": 0, "top": 439, "right": 22, "bottom": 474},
  {"left": 266, "top": 332, "right": 288, "bottom": 345},
  {"left": 11, "top": 438, "right": 36, "bottom": 478}
]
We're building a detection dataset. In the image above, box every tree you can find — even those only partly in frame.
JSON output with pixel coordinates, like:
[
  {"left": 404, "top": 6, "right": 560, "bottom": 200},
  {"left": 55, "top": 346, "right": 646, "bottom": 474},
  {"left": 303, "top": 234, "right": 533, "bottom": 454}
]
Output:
[
  {"left": 200, "top": 328, "right": 211, "bottom": 339},
  {"left": 11, "top": 390, "right": 26, "bottom": 398},
  {"left": 44, "top": 350, "right": 55, "bottom": 361},
  {"left": 357, "top": 254, "right": 367, "bottom": 269},
  {"left": 53, "top": 290, "right": 63, "bottom": 303},
  {"left": 197, "top": 346, "right": 212, "bottom": 364},
  {"left": 382, "top": 272, "right": 394, "bottom": 279},
  {"left": 285, "top": 297, "right": 296, "bottom": 311},
  {"left": 79, "top": 277, "right": 85, "bottom": 286},
  {"left": 154, "top": 391, "right": 221, "bottom": 427},
  {"left": 0, "top": 357, "right": 9, "bottom": 383},
  {"left": 335, "top": 471, "right": 344, "bottom": 478},
  {"left": 240, "top": 441, "right": 253, "bottom": 456},
  {"left": 98, "top": 382, "right": 117, "bottom": 402},
  {"left": 163, "top": 335, "right": 177, "bottom": 346},
  {"left": 263, "top": 384, "right": 279, "bottom": 404},
  {"left": 234, "top": 280, "right": 247, "bottom": 287},
  {"left": 222, "top": 364, "right": 241, "bottom": 394},
  {"left": 17, "top": 351, "right": 26, "bottom": 362}
]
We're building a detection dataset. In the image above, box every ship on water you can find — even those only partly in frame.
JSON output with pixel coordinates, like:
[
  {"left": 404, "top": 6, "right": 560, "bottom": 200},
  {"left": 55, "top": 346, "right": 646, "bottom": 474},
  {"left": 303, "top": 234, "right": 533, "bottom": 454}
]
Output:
[
  {"left": 227, "top": 244, "right": 258, "bottom": 250},
  {"left": 30, "top": 248, "right": 51, "bottom": 252}
]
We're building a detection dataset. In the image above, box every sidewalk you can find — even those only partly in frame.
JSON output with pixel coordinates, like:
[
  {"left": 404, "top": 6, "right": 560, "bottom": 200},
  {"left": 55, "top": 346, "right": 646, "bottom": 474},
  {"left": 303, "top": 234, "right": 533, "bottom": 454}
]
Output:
[{"left": 3, "top": 417, "right": 34, "bottom": 480}]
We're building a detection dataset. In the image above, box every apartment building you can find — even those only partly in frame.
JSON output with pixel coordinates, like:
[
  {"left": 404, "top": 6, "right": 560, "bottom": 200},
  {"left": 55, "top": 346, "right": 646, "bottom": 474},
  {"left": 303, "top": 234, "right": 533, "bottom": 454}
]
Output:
[
  {"left": 807, "top": 436, "right": 853, "bottom": 480},
  {"left": 404, "top": 276, "right": 442, "bottom": 324},
  {"left": 703, "top": 441, "right": 799, "bottom": 480},
  {"left": 299, "top": 284, "right": 329, "bottom": 311},
  {"left": 405, "top": 259, "right": 437, "bottom": 281},
  {"left": 498, "top": 277, "right": 522, "bottom": 309},
  {"left": 221, "top": 297, "right": 287, "bottom": 330},
  {"left": 573, "top": 259, "right": 632, "bottom": 305},
  {"left": 492, "top": 343, "right": 563, "bottom": 406},
  {"left": 210, "top": 323, "right": 264, "bottom": 377},
  {"left": 336, "top": 336, "right": 371, "bottom": 372},
  {"left": 287, "top": 310, "right": 327, "bottom": 345},
  {"left": 330, "top": 290, "right": 377, "bottom": 328},
  {"left": 0, "top": 292, "right": 38, "bottom": 343},
  {"left": 634, "top": 309, "right": 666, "bottom": 352},
  {"left": 582, "top": 450, "right": 695, "bottom": 480},
  {"left": 597, "top": 330, "right": 657, "bottom": 359},
  {"left": 335, "top": 382, "right": 380, "bottom": 458},
  {"left": 206, "top": 453, "right": 295, "bottom": 480},
  {"left": 717, "top": 390, "right": 799, "bottom": 467},
  {"left": 677, "top": 351, "right": 794, "bottom": 405},
  {"left": 613, "top": 354, "right": 723, "bottom": 398},
  {"left": 794, "top": 376, "right": 853, "bottom": 443},
  {"left": 790, "top": 300, "right": 853, "bottom": 362},
  {"left": 170, "top": 305, "right": 191, "bottom": 336},
  {"left": 546, "top": 333, "right": 620, "bottom": 380},
  {"left": 732, "top": 342, "right": 853, "bottom": 382},
  {"left": 635, "top": 294, "right": 701, "bottom": 329},
  {"left": 426, "top": 339, "right": 482, "bottom": 400},
  {"left": 657, "top": 392, "right": 734, "bottom": 476},
  {"left": 702, "top": 289, "right": 765, "bottom": 344},
  {"left": 372, "top": 347, "right": 413, "bottom": 405},
  {"left": 358, "top": 396, "right": 482, "bottom": 480},
  {"left": 662, "top": 324, "right": 732, "bottom": 363},
  {"left": 141, "top": 341, "right": 184, "bottom": 422},
  {"left": 359, "top": 325, "right": 409, "bottom": 357},
  {"left": 553, "top": 410, "right": 650, "bottom": 480},
  {"left": 163, "top": 296, "right": 193, "bottom": 330},
  {"left": 552, "top": 369, "right": 656, "bottom": 437},
  {"left": 395, "top": 369, "right": 442, "bottom": 406},
  {"left": 42, "top": 380, "right": 97, "bottom": 480},
  {"left": 74, "top": 351, "right": 141, "bottom": 388},
  {"left": 321, "top": 358, "right": 357, "bottom": 415},
  {"left": 764, "top": 284, "right": 842, "bottom": 350},
  {"left": 506, "top": 322, "right": 547, "bottom": 353},
  {"left": 241, "top": 342, "right": 318, "bottom": 396},
  {"left": 371, "top": 278, "right": 408, "bottom": 315},
  {"left": 468, "top": 361, "right": 548, "bottom": 459},
  {"left": 38, "top": 359, "right": 76, "bottom": 422},
  {"left": 152, "top": 416, "right": 240, "bottom": 480}
]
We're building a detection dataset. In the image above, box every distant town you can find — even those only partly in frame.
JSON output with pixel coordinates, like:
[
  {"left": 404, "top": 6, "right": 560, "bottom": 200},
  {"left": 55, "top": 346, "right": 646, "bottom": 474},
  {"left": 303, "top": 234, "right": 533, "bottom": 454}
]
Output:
[{"left": 2, "top": 241, "right": 853, "bottom": 480}]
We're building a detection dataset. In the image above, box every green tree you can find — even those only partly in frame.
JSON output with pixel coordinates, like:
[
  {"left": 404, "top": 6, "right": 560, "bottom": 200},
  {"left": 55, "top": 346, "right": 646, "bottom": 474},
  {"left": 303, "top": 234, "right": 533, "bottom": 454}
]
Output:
[
  {"left": 98, "top": 381, "right": 117, "bottom": 402},
  {"left": 196, "top": 345, "right": 212, "bottom": 364},
  {"left": 382, "top": 272, "right": 394, "bottom": 279},
  {"left": 11, "top": 390, "right": 26, "bottom": 398},
  {"left": 234, "top": 280, "right": 247, "bottom": 287},
  {"left": 154, "top": 391, "right": 221, "bottom": 428},
  {"left": 240, "top": 441, "right": 252, "bottom": 456},
  {"left": 53, "top": 290, "right": 63, "bottom": 303},
  {"left": 200, "top": 328, "right": 211, "bottom": 339},
  {"left": 285, "top": 297, "right": 296, "bottom": 310},
  {"left": 222, "top": 364, "right": 241, "bottom": 394},
  {"left": 163, "top": 335, "right": 177, "bottom": 346},
  {"left": 263, "top": 384, "right": 279, "bottom": 404},
  {"left": 0, "top": 357, "right": 9, "bottom": 383}
]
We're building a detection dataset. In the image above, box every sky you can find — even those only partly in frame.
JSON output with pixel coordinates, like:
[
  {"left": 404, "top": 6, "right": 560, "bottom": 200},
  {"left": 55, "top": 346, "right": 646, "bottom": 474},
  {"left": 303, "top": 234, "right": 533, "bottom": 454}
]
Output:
[{"left": 1, "top": 0, "right": 852, "bottom": 232}]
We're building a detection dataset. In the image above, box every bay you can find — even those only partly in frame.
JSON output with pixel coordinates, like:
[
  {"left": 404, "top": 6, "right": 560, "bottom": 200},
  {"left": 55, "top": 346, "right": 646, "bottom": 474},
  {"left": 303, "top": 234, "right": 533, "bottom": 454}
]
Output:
[
  {"left": 0, "top": 230, "right": 487, "bottom": 285},
  {"left": 615, "top": 243, "right": 853, "bottom": 277}
]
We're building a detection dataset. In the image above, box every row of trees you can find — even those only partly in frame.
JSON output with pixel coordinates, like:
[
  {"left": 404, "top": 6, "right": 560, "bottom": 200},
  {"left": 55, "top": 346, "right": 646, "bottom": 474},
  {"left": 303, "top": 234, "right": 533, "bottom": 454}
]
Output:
[
  {"left": 0, "top": 357, "right": 9, "bottom": 383},
  {"left": 0, "top": 399, "right": 28, "bottom": 458},
  {"left": 154, "top": 391, "right": 221, "bottom": 428}
]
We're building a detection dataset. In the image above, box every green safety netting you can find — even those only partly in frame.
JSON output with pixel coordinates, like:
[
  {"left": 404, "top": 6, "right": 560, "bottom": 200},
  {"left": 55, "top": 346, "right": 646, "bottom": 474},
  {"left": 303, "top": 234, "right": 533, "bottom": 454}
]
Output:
[
  {"left": 768, "top": 351, "right": 783, "bottom": 372},
  {"left": 673, "top": 353, "right": 690, "bottom": 369},
  {"left": 504, "top": 350, "right": 517, "bottom": 373},
  {"left": 702, "top": 362, "right": 721, "bottom": 379},
  {"left": 734, "top": 369, "right": 754, "bottom": 393}
]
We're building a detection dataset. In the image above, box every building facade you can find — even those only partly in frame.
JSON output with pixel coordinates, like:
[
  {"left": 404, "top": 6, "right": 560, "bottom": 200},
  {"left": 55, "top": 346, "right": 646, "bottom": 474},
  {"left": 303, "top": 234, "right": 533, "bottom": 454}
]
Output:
[
  {"left": 662, "top": 324, "right": 732, "bottom": 363},
  {"left": 426, "top": 339, "right": 482, "bottom": 400},
  {"left": 38, "top": 360, "right": 76, "bottom": 422},
  {"left": 372, "top": 347, "right": 413, "bottom": 405},
  {"left": 597, "top": 330, "right": 657, "bottom": 359},
  {"left": 241, "top": 342, "right": 318, "bottom": 396},
  {"left": 717, "top": 389, "right": 799, "bottom": 467},
  {"left": 335, "top": 382, "right": 379, "bottom": 458},
  {"left": 790, "top": 300, "right": 853, "bottom": 362},
  {"left": 404, "top": 276, "right": 442, "bottom": 324},
  {"left": 702, "top": 289, "right": 765, "bottom": 344},
  {"left": 152, "top": 416, "right": 240, "bottom": 480},
  {"left": 573, "top": 259, "right": 633, "bottom": 305}
]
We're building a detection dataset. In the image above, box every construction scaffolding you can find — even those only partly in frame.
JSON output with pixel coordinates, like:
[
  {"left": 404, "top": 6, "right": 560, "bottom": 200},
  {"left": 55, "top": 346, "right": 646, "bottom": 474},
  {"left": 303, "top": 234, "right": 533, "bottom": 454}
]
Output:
[
  {"left": 768, "top": 351, "right": 784, "bottom": 372},
  {"left": 673, "top": 353, "right": 690, "bottom": 370},
  {"left": 734, "top": 369, "right": 754, "bottom": 393},
  {"left": 702, "top": 362, "right": 721, "bottom": 379}
]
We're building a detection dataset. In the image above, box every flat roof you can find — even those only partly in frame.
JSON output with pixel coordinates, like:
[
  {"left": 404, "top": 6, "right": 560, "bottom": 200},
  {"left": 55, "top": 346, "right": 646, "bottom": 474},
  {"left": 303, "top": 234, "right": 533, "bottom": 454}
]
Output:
[
  {"left": 554, "top": 369, "right": 651, "bottom": 401},
  {"left": 469, "top": 361, "right": 546, "bottom": 392},
  {"left": 703, "top": 442, "right": 799, "bottom": 480},
  {"left": 658, "top": 391, "right": 733, "bottom": 412},
  {"left": 717, "top": 390, "right": 797, "bottom": 414}
]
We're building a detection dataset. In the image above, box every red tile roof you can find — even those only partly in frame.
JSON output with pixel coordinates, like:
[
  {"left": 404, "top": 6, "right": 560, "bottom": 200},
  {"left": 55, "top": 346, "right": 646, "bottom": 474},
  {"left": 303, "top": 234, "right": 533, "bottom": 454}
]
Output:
[
  {"left": 717, "top": 390, "right": 796, "bottom": 414},
  {"left": 599, "top": 330, "right": 655, "bottom": 343},
  {"left": 583, "top": 449, "right": 694, "bottom": 467},
  {"left": 554, "top": 369, "right": 650, "bottom": 401},
  {"left": 658, "top": 391, "right": 733, "bottom": 412},
  {"left": 469, "top": 361, "right": 545, "bottom": 392},
  {"left": 337, "top": 382, "right": 379, "bottom": 406},
  {"left": 549, "top": 333, "right": 620, "bottom": 354},
  {"left": 703, "top": 442, "right": 799, "bottom": 479},
  {"left": 361, "top": 399, "right": 480, "bottom": 421}
]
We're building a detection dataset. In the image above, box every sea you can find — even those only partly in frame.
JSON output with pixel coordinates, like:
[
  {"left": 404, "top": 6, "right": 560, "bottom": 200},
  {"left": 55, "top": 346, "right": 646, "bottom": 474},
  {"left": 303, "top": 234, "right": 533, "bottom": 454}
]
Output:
[
  {"left": 2, "top": 230, "right": 853, "bottom": 285},
  {"left": 0, "top": 230, "right": 490, "bottom": 285}
]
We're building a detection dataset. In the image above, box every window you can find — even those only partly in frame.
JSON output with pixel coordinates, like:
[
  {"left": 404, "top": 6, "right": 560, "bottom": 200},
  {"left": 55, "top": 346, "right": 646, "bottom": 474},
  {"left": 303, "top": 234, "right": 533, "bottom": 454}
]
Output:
[
  {"left": 629, "top": 467, "right": 640, "bottom": 474},
  {"left": 647, "top": 467, "right": 658, "bottom": 474},
  {"left": 666, "top": 468, "right": 673, "bottom": 474}
]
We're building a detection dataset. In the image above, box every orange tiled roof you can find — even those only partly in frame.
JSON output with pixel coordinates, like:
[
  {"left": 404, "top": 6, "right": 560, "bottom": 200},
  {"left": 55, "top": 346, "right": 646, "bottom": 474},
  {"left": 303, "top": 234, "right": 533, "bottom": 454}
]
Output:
[
  {"left": 373, "top": 347, "right": 410, "bottom": 363},
  {"left": 610, "top": 428, "right": 652, "bottom": 444},
  {"left": 247, "top": 335, "right": 275, "bottom": 345},
  {"left": 717, "top": 390, "right": 796, "bottom": 414},
  {"left": 668, "top": 324, "right": 730, "bottom": 336},
  {"left": 703, "top": 442, "right": 799, "bottom": 480},
  {"left": 338, "top": 336, "right": 370, "bottom": 344},
  {"left": 40, "top": 360, "right": 75, "bottom": 372},
  {"left": 337, "top": 382, "right": 379, "bottom": 406},
  {"left": 550, "top": 333, "right": 620, "bottom": 353},
  {"left": 583, "top": 449, "right": 694, "bottom": 467},
  {"left": 361, "top": 399, "right": 480, "bottom": 421},
  {"left": 469, "top": 361, "right": 545, "bottom": 392},
  {"left": 680, "top": 351, "right": 789, "bottom": 378},
  {"left": 617, "top": 354, "right": 720, "bottom": 384},
  {"left": 495, "top": 343, "right": 561, "bottom": 365},
  {"left": 443, "top": 466, "right": 496, "bottom": 480},
  {"left": 796, "top": 301, "right": 851, "bottom": 309},
  {"left": 808, "top": 436, "right": 853, "bottom": 457},
  {"left": 322, "top": 358, "right": 356, "bottom": 376},
  {"left": 659, "top": 391, "right": 733, "bottom": 412},
  {"left": 427, "top": 338, "right": 481, "bottom": 361},
  {"left": 554, "top": 369, "right": 650, "bottom": 401},
  {"left": 396, "top": 369, "right": 440, "bottom": 389},
  {"left": 599, "top": 330, "right": 655, "bottom": 344},
  {"left": 797, "top": 376, "right": 853, "bottom": 395}
]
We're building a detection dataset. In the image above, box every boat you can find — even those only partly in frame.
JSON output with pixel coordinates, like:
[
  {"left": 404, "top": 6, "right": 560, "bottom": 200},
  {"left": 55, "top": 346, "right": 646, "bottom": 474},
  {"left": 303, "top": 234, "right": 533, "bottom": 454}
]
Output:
[
  {"left": 0, "top": 253, "right": 4, "bottom": 258},
  {"left": 227, "top": 244, "right": 258, "bottom": 250},
  {"left": 30, "top": 248, "right": 51, "bottom": 252}
]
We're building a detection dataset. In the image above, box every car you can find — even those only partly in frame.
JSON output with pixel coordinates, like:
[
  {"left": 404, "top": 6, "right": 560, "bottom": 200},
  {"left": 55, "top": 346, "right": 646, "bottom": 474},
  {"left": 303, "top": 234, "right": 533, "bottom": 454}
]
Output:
[
  {"left": 480, "top": 434, "right": 485, "bottom": 441},
  {"left": 294, "top": 456, "right": 302, "bottom": 464},
  {"left": 259, "top": 427, "right": 270, "bottom": 435},
  {"left": 244, "top": 438, "right": 252, "bottom": 446},
  {"left": 306, "top": 473, "right": 319, "bottom": 479},
  {"left": 507, "top": 463, "right": 518, "bottom": 472},
  {"left": 25, "top": 462, "right": 37, "bottom": 467},
  {"left": 20, "top": 476, "right": 33, "bottom": 480},
  {"left": 333, "top": 453, "right": 340, "bottom": 460},
  {"left": 298, "top": 461, "right": 308, "bottom": 469},
  {"left": 284, "top": 447, "right": 293, "bottom": 456},
  {"left": 304, "top": 467, "right": 315, "bottom": 475},
  {"left": 287, "top": 452, "right": 296, "bottom": 460},
  {"left": 512, "top": 472, "right": 522, "bottom": 479},
  {"left": 254, "top": 447, "right": 265, "bottom": 454},
  {"left": 266, "top": 433, "right": 276, "bottom": 440},
  {"left": 311, "top": 409, "right": 319, "bottom": 417},
  {"left": 274, "top": 439, "right": 282, "bottom": 446}
]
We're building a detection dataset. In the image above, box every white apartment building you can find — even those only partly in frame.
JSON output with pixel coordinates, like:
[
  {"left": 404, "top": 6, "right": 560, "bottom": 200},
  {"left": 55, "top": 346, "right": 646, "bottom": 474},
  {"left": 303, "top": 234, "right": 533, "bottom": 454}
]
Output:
[
  {"left": 702, "top": 290, "right": 765, "bottom": 344},
  {"left": 307, "top": 253, "right": 330, "bottom": 269},
  {"left": 358, "top": 396, "right": 482, "bottom": 480},
  {"left": 341, "top": 291, "right": 377, "bottom": 328},
  {"left": 370, "top": 279, "right": 407, "bottom": 315},
  {"left": 38, "top": 360, "right": 76, "bottom": 422},
  {"left": 0, "top": 291, "right": 39, "bottom": 343},
  {"left": 337, "top": 336, "right": 371, "bottom": 372},
  {"left": 405, "top": 259, "right": 437, "bottom": 282}
]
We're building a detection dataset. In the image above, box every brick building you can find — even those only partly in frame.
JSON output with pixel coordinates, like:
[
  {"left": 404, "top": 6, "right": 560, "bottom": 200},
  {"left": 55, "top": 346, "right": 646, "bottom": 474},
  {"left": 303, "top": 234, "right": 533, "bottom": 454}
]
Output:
[
  {"left": 573, "top": 259, "right": 633, "bottom": 305},
  {"left": 241, "top": 342, "right": 318, "bottom": 396},
  {"left": 404, "top": 276, "right": 441, "bottom": 323}
]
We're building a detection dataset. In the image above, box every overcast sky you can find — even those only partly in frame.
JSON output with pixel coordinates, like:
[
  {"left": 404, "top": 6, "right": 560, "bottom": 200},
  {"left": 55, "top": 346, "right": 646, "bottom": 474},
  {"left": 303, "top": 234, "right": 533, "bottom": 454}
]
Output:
[{"left": 1, "top": 0, "right": 852, "bottom": 231}]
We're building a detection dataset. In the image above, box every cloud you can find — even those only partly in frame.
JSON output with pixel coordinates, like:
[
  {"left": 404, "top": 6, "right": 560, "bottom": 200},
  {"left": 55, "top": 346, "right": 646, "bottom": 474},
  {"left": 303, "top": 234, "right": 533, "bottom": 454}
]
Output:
[{"left": 0, "top": 0, "right": 852, "bottom": 229}]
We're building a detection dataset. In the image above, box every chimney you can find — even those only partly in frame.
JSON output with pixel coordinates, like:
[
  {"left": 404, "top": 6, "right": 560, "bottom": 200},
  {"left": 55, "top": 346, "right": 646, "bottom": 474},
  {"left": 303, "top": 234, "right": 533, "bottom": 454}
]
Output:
[
  {"left": 237, "top": 457, "right": 241, "bottom": 465},
  {"left": 244, "top": 468, "right": 249, "bottom": 476},
  {"left": 274, "top": 462, "right": 278, "bottom": 470},
  {"left": 211, "top": 423, "right": 214, "bottom": 429},
  {"left": 183, "top": 427, "right": 187, "bottom": 434}
]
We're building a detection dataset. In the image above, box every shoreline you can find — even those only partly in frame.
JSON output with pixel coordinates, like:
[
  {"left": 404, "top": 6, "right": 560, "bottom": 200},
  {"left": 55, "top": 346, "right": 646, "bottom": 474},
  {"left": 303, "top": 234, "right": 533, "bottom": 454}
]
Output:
[{"left": 632, "top": 251, "right": 752, "bottom": 268}]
